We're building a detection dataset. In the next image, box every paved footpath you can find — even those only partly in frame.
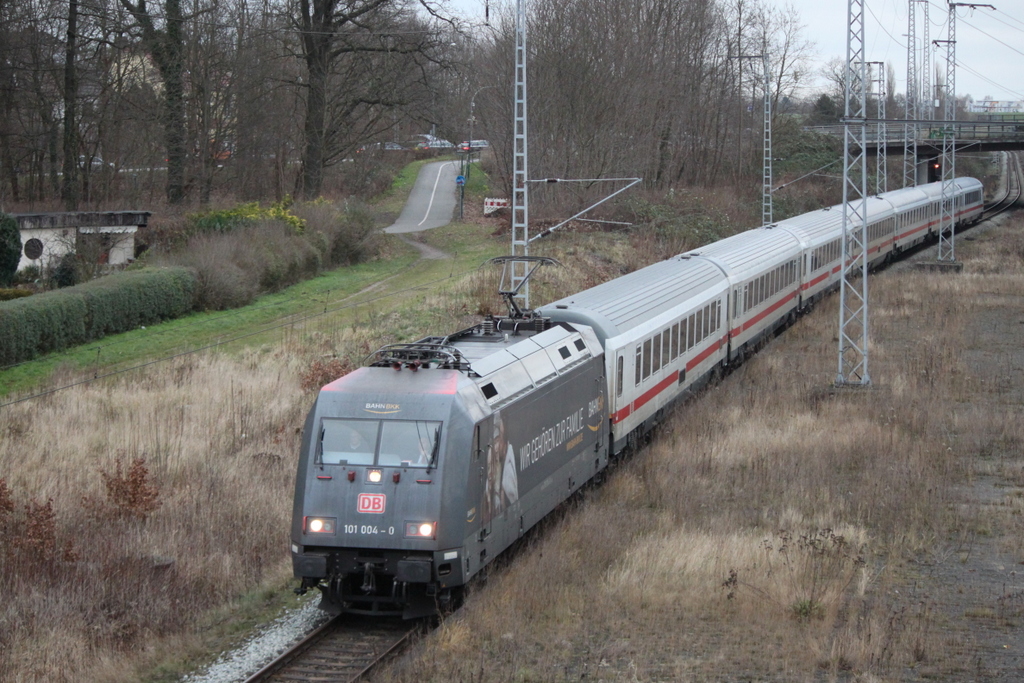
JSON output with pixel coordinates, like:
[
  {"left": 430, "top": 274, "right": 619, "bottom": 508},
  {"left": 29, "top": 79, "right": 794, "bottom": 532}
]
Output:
[{"left": 384, "top": 160, "right": 459, "bottom": 234}]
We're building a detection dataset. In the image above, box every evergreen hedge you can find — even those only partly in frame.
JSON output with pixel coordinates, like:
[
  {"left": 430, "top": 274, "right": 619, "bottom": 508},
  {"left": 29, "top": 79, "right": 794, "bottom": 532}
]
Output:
[
  {"left": 0, "top": 267, "right": 197, "bottom": 367},
  {"left": 0, "top": 289, "right": 33, "bottom": 302}
]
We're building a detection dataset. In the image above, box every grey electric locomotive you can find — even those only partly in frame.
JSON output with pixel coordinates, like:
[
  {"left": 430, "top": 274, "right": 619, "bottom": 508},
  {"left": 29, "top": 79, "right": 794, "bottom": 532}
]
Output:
[{"left": 291, "top": 316, "right": 608, "bottom": 617}]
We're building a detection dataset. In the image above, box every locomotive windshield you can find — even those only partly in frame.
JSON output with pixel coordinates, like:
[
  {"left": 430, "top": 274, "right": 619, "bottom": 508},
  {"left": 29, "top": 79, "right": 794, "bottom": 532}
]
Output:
[{"left": 320, "top": 418, "right": 440, "bottom": 468}]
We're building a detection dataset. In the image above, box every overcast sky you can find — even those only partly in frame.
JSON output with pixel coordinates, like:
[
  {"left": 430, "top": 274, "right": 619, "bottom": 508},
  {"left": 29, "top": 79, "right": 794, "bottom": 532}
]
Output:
[{"left": 440, "top": 0, "right": 1024, "bottom": 104}]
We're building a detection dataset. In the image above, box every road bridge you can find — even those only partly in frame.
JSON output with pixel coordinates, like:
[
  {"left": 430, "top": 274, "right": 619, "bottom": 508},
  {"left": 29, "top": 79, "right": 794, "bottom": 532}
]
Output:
[
  {"left": 807, "top": 118, "right": 1024, "bottom": 183},
  {"left": 808, "top": 119, "right": 1024, "bottom": 155}
]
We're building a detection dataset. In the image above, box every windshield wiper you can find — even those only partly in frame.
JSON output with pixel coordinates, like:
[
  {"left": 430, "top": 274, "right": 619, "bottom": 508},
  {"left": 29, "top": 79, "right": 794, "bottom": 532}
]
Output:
[{"left": 429, "top": 426, "right": 441, "bottom": 469}]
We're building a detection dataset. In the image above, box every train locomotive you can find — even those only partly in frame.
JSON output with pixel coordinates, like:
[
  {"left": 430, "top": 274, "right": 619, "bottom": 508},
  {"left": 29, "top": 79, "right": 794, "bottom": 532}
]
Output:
[{"left": 291, "top": 178, "right": 984, "bottom": 617}]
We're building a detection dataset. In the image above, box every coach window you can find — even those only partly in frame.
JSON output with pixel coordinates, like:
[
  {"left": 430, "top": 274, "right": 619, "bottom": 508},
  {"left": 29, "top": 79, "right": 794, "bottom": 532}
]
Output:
[
  {"left": 663, "top": 330, "right": 671, "bottom": 365},
  {"left": 652, "top": 333, "right": 662, "bottom": 373},
  {"left": 671, "top": 323, "right": 679, "bottom": 360},
  {"left": 688, "top": 314, "right": 695, "bottom": 350},
  {"left": 710, "top": 301, "right": 718, "bottom": 333},
  {"left": 702, "top": 305, "right": 710, "bottom": 338},
  {"left": 642, "top": 338, "right": 652, "bottom": 380},
  {"left": 616, "top": 356, "right": 624, "bottom": 397},
  {"left": 635, "top": 345, "right": 642, "bottom": 386},
  {"left": 695, "top": 309, "right": 703, "bottom": 344}
]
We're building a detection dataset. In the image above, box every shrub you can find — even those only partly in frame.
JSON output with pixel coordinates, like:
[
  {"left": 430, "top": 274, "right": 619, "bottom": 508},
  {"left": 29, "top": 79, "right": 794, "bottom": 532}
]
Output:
[
  {"left": 13, "top": 264, "right": 40, "bottom": 285},
  {"left": 162, "top": 216, "right": 332, "bottom": 309},
  {"left": 0, "top": 288, "right": 90, "bottom": 365},
  {"left": 0, "top": 288, "right": 32, "bottom": 302},
  {"left": 0, "top": 479, "right": 13, "bottom": 535},
  {"left": 75, "top": 267, "right": 198, "bottom": 338},
  {"left": 292, "top": 201, "right": 381, "bottom": 268},
  {"left": 0, "top": 213, "right": 19, "bottom": 286},
  {"left": 0, "top": 267, "right": 197, "bottom": 366},
  {"left": 189, "top": 197, "right": 305, "bottom": 236},
  {"left": 84, "top": 458, "right": 161, "bottom": 521},
  {"left": 50, "top": 252, "right": 79, "bottom": 288},
  {"left": 301, "top": 356, "right": 354, "bottom": 392}
]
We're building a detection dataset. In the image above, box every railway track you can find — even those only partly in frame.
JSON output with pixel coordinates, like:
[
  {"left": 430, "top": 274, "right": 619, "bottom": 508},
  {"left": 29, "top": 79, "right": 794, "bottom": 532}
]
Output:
[
  {"left": 242, "top": 614, "right": 419, "bottom": 683},
  {"left": 985, "top": 150, "right": 1023, "bottom": 217},
  {"left": 240, "top": 154, "right": 1019, "bottom": 683}
]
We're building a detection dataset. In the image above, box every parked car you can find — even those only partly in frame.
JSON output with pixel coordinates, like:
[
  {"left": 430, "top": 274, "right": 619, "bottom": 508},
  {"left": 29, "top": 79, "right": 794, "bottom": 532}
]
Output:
[
  {"left": 356, "top": 142, "right": 406, "bottom": 153},
  {"left": 409, "top": 134, "right": 455, "bottom": 150},
  {"left": 420, "top": 139, "right": 455, "bottom": 150},
  {"left": 78, "top": 155, "right": 114, "bottom": 169},
  {"left": 459, "top": 140, "right": 490, "bottom": 151}
]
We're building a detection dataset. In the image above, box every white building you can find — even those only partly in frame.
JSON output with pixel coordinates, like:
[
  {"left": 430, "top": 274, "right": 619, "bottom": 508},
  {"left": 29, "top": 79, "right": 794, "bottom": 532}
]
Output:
[
  {"left": 14, "top": 212, "right": 150, "bottom": 273},
  {"left": 968, "top": 99, "right": 1024, "bottom": 114}
]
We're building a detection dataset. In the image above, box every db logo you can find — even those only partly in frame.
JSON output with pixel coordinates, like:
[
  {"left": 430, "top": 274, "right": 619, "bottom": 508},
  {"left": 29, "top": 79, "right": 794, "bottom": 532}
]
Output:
[{"left": 357, "top": 493, "right": 386, "bottom": 514}]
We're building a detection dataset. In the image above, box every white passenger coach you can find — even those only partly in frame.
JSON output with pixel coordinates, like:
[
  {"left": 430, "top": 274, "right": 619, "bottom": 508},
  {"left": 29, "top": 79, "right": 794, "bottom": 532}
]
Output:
[{"left": 538, "top": 179, "right": 984, "bottom": 453}]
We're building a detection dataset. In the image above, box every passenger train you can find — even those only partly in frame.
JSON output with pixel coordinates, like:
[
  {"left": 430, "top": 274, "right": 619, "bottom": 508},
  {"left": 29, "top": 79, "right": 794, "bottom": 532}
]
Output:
[{"left": 291, "top": 178, "right": 984, "bottom": 617}]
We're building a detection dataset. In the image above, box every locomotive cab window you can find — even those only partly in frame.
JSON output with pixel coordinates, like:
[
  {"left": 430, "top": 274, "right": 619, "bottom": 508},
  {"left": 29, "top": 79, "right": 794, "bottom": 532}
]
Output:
[
  {"left": 379, "top": 420, "right": 441, "bottom": 468},
  {"left": 320, "top": 418, "right": 441, "bottom": 468}
]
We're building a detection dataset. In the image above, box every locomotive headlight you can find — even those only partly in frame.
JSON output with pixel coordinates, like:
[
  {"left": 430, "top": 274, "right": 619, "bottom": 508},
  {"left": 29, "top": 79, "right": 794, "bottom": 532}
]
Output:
[
  {"left": 304, "top": 516, "right": 336, "bottom": 534},
  {"left": 367, "top": 469, "right": 383, "bottom": 483},
  {"left": 405, "top": 521, "right": 435, "bottom": 538}
]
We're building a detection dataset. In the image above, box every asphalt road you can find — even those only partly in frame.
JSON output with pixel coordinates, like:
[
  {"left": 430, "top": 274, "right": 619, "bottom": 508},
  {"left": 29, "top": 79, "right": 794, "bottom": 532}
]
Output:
[{"left": 384, "top": 160, "right": 459, "bottom": 234}]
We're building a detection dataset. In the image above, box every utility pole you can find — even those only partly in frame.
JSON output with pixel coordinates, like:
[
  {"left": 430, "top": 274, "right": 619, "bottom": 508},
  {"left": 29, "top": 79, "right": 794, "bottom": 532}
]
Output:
[
  {"left": 936, "top": 3, "right": 994, "bottom": 265},
  {"left": 510, "top": 0, "right": 530, "bottom": 311},
  {"left": 922, "top": 0, "right": 931, "bottom": 123},
  {"left": 837, "top": 0, "right": 871, "bottom": 386},
  {"left": 903, "top": 0, "right": 919, "bottom": 188},
  {"left": 868, "top": 61, "right": 887, "bottom": 194},
  {"left": 731, "top": 53, "right": 773, "bottom": 226}
]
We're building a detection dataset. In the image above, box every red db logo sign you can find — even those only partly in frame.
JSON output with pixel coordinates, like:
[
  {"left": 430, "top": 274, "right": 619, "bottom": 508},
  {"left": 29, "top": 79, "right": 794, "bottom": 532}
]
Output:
[{"left": 357, "top": 493, "right": 386, "bottom": 514}]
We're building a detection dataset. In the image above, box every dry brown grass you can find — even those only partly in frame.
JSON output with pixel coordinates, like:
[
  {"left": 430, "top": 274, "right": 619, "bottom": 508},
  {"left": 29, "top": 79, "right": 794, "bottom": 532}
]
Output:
[
  {"left": 0, "top": 193, "right": 1020, "bottom": 681},
  {"left": 0, "top": 349, "right": 311, "bottom": 681},
  {"left": 374, "top": 217, "right": 1024, "bottom": 682}
]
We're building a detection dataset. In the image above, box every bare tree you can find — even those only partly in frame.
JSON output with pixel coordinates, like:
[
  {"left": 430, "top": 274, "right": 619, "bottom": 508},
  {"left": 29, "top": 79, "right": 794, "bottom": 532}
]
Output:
[
  {"left": 290, "top": 0, "right": 454, "bottom": 198},
  {"left": 117, "top": 0, "right": 190, "bottom": 204},
  {"left": 62, "top": 0, "right": 81, "bottom": 208}
]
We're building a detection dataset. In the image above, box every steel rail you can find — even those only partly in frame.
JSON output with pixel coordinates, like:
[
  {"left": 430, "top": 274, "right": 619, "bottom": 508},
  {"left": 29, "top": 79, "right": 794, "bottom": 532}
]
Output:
[{"left": 242, "top": 615, "right": 418, "bottom": 683}]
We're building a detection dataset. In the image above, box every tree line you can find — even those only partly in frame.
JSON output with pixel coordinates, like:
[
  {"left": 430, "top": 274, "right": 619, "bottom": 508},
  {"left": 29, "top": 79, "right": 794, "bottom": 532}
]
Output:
[{"left": 1, "top": 0, "right": 820, "bottom": 211}]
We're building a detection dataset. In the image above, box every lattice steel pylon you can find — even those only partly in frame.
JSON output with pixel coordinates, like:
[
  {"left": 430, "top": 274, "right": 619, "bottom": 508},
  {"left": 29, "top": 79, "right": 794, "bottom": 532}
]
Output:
[
  {"left": 936, "top": 3, "right": 995, "bottom": 263},
  {"left": 903, "top": 0, "right": 918, "bottom": 188},
  {"left": 921, "top": 0, "right": 931, "bottom": 122},
  {"left": 761, "top": 55, "right": 773, "bottom": 226},
  {"left": 936, "top": 17, "right": 957, "bottom": 264},
  {"left": 869, "top": 61, "right": 887, "bottom": 194},
  {"left": 510, "top": 0, "right": 530, "bottom": 310},
  {"left": 730, "top": 52, "right": 773, "bottom": 225},
  {"left": 837, "top": 0, "right": 871, "bottom": 386}
]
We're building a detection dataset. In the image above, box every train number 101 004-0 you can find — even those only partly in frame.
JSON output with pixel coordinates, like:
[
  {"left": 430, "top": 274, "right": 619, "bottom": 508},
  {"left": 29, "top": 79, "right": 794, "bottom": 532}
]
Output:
[{"left": 343, "top": 524, "right": 395, "bottom": 535}]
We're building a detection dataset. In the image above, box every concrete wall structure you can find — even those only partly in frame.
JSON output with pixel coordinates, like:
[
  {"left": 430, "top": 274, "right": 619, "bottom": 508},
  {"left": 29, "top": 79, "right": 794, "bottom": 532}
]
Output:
[{"left": 13, "top": 211, "right": 150, "bottom": 272}]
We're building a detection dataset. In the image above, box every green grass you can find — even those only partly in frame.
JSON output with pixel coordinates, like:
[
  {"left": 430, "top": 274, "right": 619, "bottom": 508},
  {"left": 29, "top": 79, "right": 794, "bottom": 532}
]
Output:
[
  {"left": 1, "top": 159, "right": 503, "bottom": 401},
  {"left": 1, "top": 226, "right": 503, "bottom": 400}
]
